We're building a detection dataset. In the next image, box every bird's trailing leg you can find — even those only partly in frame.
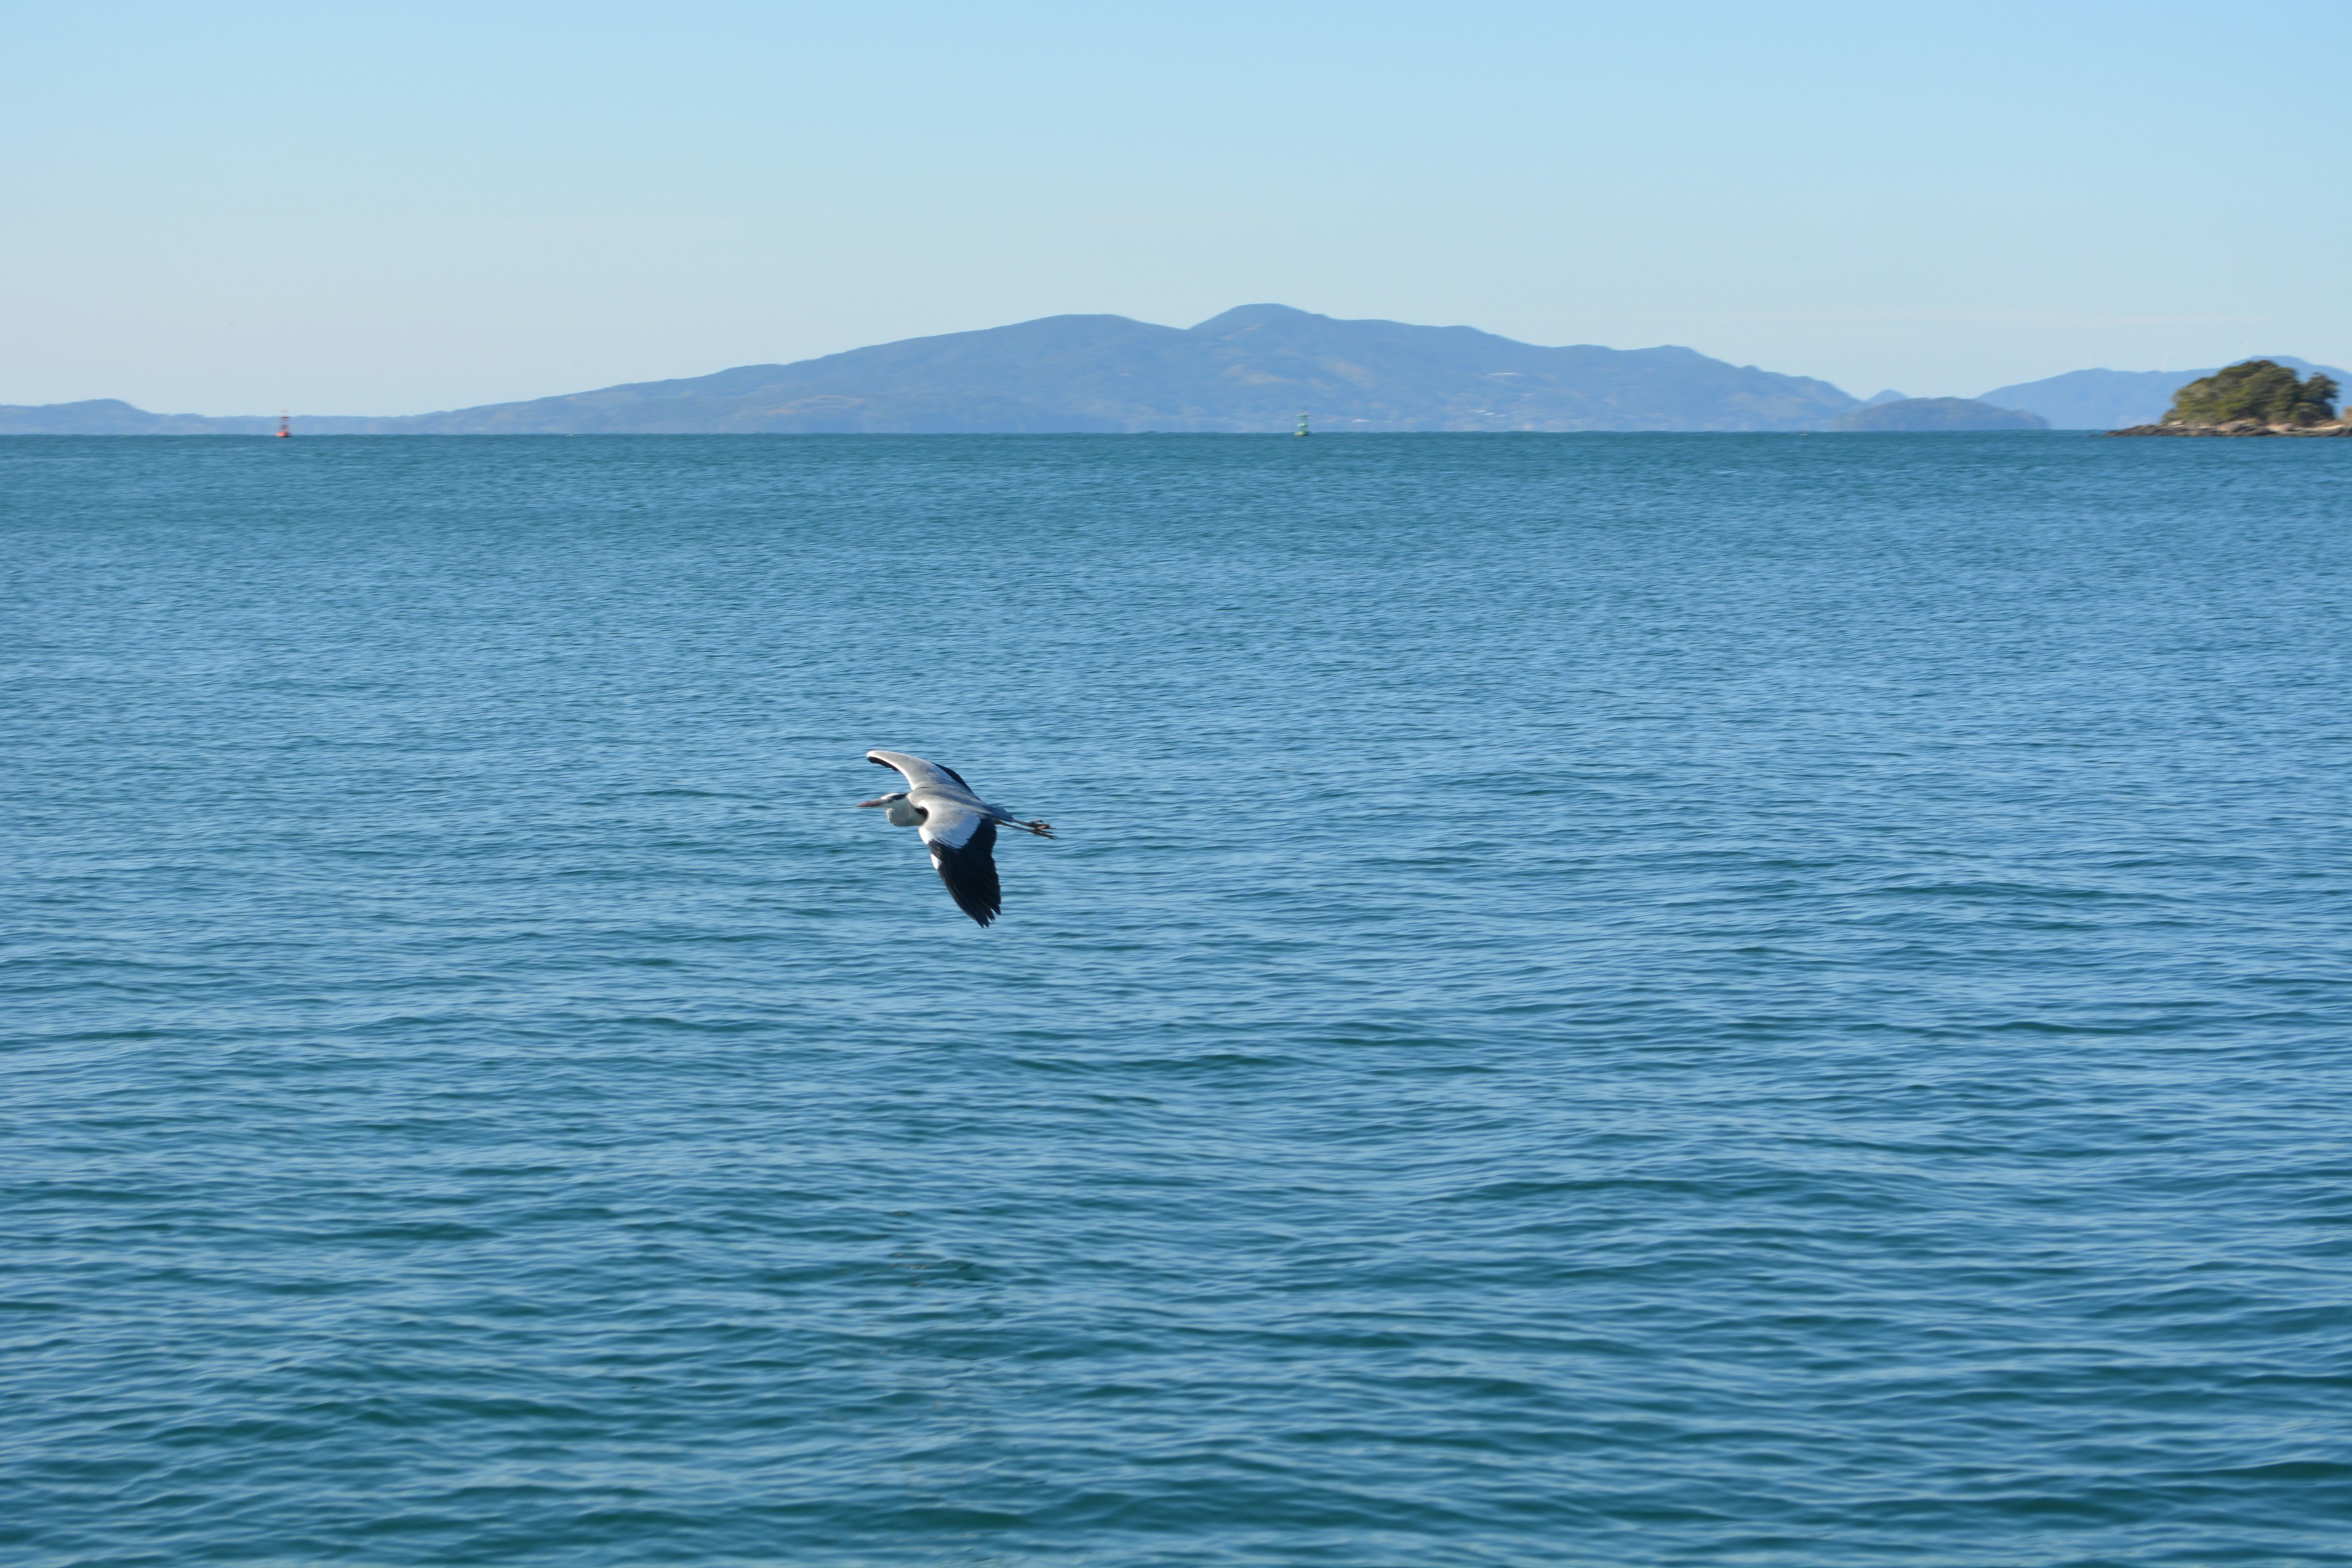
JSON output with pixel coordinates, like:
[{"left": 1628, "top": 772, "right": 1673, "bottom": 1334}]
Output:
[{"left": 1003, "top": 816, "right": 1055, "bottom": 838}]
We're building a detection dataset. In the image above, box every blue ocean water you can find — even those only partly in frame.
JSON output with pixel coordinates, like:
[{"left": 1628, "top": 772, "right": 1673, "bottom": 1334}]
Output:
[{"left": 3, "top": 433, "right": 2349, "bottom": 1567}]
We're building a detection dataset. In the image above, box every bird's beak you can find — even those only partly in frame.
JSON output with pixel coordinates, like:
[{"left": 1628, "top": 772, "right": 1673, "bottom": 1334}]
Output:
[{"left": 854, "top": 796, "right": 893, "bottom": 809}]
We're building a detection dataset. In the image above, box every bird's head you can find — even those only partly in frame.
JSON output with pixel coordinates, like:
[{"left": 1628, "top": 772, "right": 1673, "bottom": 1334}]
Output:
[{"left": 856, "top": 791, "right": 924, "bottom": 827}]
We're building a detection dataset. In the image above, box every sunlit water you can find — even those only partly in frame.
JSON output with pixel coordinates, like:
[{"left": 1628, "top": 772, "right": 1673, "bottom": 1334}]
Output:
[{"left": 5, "top": 434, "right": 2349, "bottom": 1566}]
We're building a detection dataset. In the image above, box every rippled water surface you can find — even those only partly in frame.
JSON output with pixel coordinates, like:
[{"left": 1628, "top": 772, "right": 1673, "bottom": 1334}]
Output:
[{"left": 5, "top": 434, "right": 2350, "bottom": 1566}]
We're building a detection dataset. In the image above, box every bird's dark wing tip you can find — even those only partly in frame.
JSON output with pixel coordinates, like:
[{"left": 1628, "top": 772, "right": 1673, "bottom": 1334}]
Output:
[{"left": 929, "top": 818, "right": 1003, "bottom": 926}]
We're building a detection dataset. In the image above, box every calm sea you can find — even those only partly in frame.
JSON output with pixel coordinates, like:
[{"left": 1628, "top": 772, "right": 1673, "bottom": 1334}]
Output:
[{"left": 4, "top": 434, "right": 2349, "bottom": 1567}]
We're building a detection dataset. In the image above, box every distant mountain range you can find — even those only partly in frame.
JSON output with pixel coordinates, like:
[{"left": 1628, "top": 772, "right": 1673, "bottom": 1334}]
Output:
[
  {"left": 0, "top": 399, "right": 281, "bottom": 435},
  {"left": 1825, "top": 398, "right": 2047, "bottom": 433},
  {"left": 0, "top": 306, "right": 1856, "bottom": 435},
  {"left": 2, "top": 305, "right": 2340, "bottom": 434}
]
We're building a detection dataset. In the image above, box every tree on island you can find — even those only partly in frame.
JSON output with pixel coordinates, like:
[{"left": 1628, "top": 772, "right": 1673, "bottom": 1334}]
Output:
[{"left": 2163, "top": 360, "right": 2339, "bottom": 427}]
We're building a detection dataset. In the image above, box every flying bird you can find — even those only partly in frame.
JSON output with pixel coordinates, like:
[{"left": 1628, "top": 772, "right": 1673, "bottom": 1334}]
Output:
[{"left": 856, "top": 750, "right": 1054, "bottom": 925}]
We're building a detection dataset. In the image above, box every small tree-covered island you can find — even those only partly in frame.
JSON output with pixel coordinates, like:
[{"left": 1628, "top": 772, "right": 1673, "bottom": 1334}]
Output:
[{"left": 2109, "top": 359, "right": 2349, "bottom": 435}]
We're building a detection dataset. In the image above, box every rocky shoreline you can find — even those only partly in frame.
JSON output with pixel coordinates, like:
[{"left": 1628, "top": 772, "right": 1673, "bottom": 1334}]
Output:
[{"left": 2107, "top": 419, "right": 2352, "bottom": 437}]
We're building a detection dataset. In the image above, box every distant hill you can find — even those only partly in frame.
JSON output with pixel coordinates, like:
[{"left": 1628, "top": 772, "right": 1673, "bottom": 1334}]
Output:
[
  {"left": 32, "top": 313, "right": 2340, "bottom": 435},
  {"left": 1825, "top": 397, "right": 2048, "bottom": 432},
  {"left": 1, "top": 306, "right": 1863, "bottom": 435},
  {"left": 1981, "top": 356, "right": 2350, "bottom": 429},
  {"left": 0, "top": 398, "right": 274, "bottom": 435},
  {"left": 345, "top": 306, "right": 1863, "bottom": 434}
]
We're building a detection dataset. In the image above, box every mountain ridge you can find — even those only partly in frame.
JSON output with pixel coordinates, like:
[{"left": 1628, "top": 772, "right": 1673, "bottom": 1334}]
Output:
[
  {"left": 2, "top": 306, "right": 1861, "bottom": 434},
  {"left": 0, "top": 398, "right": 280, "bottom": 436},
  {"left": 12, "top": 307, "right": 2343, "bottom": 434}
]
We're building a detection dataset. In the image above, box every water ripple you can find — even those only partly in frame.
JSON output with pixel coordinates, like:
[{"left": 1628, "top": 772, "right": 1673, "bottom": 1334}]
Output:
[{"left": 4, "top": 435, "right": 2349, "bottom": 1566}]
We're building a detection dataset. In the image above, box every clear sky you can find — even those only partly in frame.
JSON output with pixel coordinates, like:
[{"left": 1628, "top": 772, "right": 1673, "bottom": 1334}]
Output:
[{"left": 6, "top": 1, "right": 2345, "bottom": 416}]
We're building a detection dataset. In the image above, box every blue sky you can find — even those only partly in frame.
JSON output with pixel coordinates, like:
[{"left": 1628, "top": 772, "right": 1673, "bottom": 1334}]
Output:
[{"left": 6, "top": 2, "right": 2345, "bottom": 415}]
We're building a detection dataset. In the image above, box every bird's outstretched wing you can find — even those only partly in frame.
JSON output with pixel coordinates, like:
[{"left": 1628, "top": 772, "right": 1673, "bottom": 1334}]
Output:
[
  {"left": 919, "top": 806, "right": 1001, "bottom": 925},
  {"left": 867, "top": 749, "right": 976, "bottom": 797}
]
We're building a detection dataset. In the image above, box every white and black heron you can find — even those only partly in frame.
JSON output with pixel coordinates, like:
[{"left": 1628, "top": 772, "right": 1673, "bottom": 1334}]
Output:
[{"left": 856, "top": 750, "right": 1054, "bottom": 926}]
